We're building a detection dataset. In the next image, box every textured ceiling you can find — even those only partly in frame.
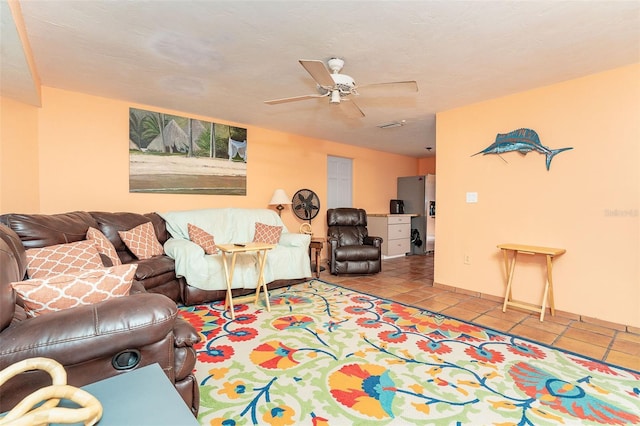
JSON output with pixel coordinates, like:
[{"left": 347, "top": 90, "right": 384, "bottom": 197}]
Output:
[{"left": 2, "top": 1, "right": 639, "bottom": 157}]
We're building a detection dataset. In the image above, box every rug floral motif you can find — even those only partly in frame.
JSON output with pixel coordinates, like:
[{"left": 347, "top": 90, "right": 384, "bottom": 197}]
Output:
[{"left": 179, "top": 280, "right": 640, "bottom": 426}]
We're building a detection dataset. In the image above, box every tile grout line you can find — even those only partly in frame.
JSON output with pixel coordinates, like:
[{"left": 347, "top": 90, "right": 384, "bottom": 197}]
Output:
[{"left": 601, "top": 329, "right": 618, "bottom": 362}]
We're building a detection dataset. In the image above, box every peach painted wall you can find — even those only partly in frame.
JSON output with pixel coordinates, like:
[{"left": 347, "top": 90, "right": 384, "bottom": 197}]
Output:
[
  {"left": 2, "top": 87, "right": 418, "bottom": 247},
  {"left": 0, "top": 96, "right": 40, "bottom": 212},
  {"left": 435, "top": 63, "right": 640, "bottom": 327},
  {"left": 418, "top": 156, "right": 436, "bottom": 175}
]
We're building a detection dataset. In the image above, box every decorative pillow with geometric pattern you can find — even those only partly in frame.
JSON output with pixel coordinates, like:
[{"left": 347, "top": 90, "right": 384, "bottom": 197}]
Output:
[
  {"left": 26, "top": 240, "right": 104, "bottom": 279},
  {"left": 118, "top": 221, "right": 164, "bottom": 260},
  {"left": 188, "top": 223, "right": 218, "bottom": 254},
  {"left": 11, "top": 264, "right": 137, "bottom": 317},
  {"left": 253, "top": 222, "right": 283, "bottom": 245},
  {"left": 86, "top": 227, "right": 122, "bottom": 266}
]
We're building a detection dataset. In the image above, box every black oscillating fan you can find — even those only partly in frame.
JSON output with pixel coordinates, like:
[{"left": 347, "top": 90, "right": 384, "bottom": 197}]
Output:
[
  {"left": 291, "top": 189, "right": 320, "bottom": 222},
  {"left": 292, "top": 188, "right": 323, "bottom": 274}
]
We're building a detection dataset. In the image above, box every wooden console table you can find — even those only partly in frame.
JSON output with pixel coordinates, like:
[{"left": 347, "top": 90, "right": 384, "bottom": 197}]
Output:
[
  {"left": 217, "top": 242, "right": 275, "bottom": 319},
  {"left": 497, "top": 243, "right": 566, "bottom": 322}
]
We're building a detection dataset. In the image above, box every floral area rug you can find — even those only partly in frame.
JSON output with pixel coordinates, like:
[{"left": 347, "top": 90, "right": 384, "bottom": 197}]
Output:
[{"left": 179, "top": 280, "right": 640, "bottom": 426}]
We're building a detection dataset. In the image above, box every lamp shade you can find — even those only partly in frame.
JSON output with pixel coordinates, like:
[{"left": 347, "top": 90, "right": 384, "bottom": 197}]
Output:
[{"left": 269, "top": 189, "right": 292, "bottom": 205}]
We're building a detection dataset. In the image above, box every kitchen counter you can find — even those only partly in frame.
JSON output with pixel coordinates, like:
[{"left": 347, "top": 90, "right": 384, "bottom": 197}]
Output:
[{"left": 367, "top": 213, "right": 417, "bottom": 217}]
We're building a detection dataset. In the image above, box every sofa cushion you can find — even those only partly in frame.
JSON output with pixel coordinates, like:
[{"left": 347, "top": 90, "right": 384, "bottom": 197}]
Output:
[
  {"left": 253, "top": 222, "right": 282, "bottom": 244},
  {"left": 188, "top": 223, "right": 218, "bottom": 254},
  {"left": 87, "top": 227, "right": 122, "bottom": 266},
  {"left": 89, "top": 212, "right": 169, "bottom": 262},
  {"left": 333, "top": 245, "right": 381, "bottom": 261},
  {"left": 0, "top": 212, "right": 97, "bottom": 249},
  {"left": 158, "top": 208, "right": 288, "bottom": 244},
  {"left": 12, "top": 264, "right": 137, "bottom": 317},
  {"left": 119, "top": 222, "right": 164, "bottom": 260},
  {"left": 133, "top": 256, "right": 177, "bottom": 280},
  {"left": 26, "top": 240, "right": 104, "bottom": 279}
]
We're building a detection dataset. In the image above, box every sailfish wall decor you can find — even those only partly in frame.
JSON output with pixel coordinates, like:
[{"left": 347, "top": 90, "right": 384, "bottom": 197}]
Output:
[{"left": 473, "top": 128, "right": 573, "bottom": 170}]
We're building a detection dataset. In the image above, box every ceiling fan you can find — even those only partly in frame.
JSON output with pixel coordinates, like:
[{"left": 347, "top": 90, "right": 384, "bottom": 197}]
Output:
[{"left": 264, "top": 58, "right": 418, "bottom": 118}]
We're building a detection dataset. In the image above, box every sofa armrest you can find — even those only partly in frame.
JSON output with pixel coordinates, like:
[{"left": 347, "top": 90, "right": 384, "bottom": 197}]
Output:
[
  {"left": 130, "top": 280, "right": 147, "bottom": 294},
  {"left": 172, "top": 317, "right": 201, "bottom": 382},
  {"left": 279, "top": 232, "right": 311, "bottom": 248},
  {"left": 163, "top": 238, "right": 211, "bottom": 289},
  {"left": 174, "top": 317, "right": 201, "bottom": 347},
  {"left": 0, "top": 293, "right": 179, "bottom": 368}
]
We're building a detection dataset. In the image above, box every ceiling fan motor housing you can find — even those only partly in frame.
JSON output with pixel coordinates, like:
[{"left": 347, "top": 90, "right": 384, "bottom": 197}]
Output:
[
  {"left": 327, "top": 57, "right": 345, "bottom": 73},
  {"left": 317, "top": 73, "right": 356, "bottom": 99}
]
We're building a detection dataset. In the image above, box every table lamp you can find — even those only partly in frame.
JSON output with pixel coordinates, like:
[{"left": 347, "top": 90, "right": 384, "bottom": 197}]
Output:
[{"left": 269, "top": 189, "right": 292, "bottom": 216}]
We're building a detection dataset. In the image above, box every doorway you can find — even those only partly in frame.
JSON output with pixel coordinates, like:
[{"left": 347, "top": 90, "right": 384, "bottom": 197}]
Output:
[{"left": 327, "top": 155, "right": 352, "bottom": 208}]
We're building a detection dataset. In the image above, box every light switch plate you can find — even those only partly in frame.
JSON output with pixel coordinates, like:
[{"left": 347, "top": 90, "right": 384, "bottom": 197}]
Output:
[{"left": 466, "top": 192, "right": 478, "bottom": 203}]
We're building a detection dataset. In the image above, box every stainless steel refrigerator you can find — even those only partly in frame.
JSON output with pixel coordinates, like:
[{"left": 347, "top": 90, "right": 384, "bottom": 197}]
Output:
[{"left": 397, "top": 175, "right": 436, "bottom": 255}]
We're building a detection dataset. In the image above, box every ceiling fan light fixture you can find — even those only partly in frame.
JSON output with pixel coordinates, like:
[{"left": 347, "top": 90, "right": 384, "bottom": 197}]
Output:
[{"left": 330, "top": 90, "right": 341, "bottom": 104}]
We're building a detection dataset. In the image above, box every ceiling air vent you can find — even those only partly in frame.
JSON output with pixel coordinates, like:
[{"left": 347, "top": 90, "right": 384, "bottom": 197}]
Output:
[{"left": 377, "top": 120, "right": 406, "bottom": 129}]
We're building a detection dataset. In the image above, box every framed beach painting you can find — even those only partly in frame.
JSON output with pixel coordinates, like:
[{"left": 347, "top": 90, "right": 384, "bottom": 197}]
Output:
[{"left": 129, "top": 107, "right": 247, "bottom": 195}]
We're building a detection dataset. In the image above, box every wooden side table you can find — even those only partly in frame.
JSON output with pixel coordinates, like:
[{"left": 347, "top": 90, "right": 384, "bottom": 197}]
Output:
[
  {"left": 497, "top": 243, "right": 566, "bottom": 321},
  {"left": 309, "top": 237, "right": 325, "bottom": 278},
  {"left": 217, "top": 242, "right": 276, "bottom": 319}
]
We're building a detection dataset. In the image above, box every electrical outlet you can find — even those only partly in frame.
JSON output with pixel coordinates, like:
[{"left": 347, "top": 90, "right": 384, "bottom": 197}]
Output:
[{"left": 464, "top": 254, "right": 471, "bottom": 265}]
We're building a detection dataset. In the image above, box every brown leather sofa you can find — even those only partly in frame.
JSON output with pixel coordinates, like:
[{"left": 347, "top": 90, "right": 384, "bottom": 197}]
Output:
[
  {"left": 327, "top": 208, "right": 383, "bottom": 275},
  {"left": 0, "top": 211, "right": 185, "bottom": 302},
  {"left": 0, "top": 211, "right": 304, "bottom": 307},
  {"left": 0, "top": 213, "right": 201, "bottom": 415}
]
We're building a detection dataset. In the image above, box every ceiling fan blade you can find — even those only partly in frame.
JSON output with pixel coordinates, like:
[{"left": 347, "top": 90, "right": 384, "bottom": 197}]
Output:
[
  {"left": 264, "top": 94, "right": 327, "bottom": 105},
  {"left": 358, "top": 80, "right": 418, "bottom": 94},
  {"left": 339, "top": 98, "right": 365, "bottom": 118},
  {"left": 299, "top": 60, "right": 335, "bottom": 87}
]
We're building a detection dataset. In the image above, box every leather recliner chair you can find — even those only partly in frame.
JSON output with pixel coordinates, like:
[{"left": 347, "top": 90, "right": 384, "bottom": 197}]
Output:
[
  {"left": 327, "top": 208, "right": 382, "bottom": 275},
  {"left": 0, "top": 223, "right": 201, "bottom": 415}
]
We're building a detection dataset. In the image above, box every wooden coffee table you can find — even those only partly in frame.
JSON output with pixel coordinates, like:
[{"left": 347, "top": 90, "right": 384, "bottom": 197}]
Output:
[{"left": 217, "top": 242, "right": 276, "bottom": 319}]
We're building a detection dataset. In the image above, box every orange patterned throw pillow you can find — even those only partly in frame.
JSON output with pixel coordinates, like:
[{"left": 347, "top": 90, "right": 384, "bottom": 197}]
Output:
[
  {"left": 253, "top": 222, "right": 283, "bottom": 245},
  {"left": 118, "top": 221, "right": 164, "bottom": 260},
  {"left": 87, "top": 227, "right": 122, "bottom": 266},
  {"left": 188, "top": 223, "right": 218, "bottom": 254},
  {"left": 11, "top": 264, "right": 137, "bottom": 317},
  {"left": 26, "top": 240, "right": 104, "bottom": 279}
]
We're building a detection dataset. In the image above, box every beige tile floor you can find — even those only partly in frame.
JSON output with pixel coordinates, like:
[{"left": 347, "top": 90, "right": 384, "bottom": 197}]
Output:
[{"left": 318, "top": 254, "right": 640, "bottom": 372}]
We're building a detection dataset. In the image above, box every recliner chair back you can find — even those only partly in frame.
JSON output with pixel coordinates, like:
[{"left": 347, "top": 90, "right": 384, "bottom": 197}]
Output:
[
  {"left": 327, "top": 208, "right": 369, "bottom": 246},
  {"left": 326, "top": 208, "right": 382, "bottom": 275}
]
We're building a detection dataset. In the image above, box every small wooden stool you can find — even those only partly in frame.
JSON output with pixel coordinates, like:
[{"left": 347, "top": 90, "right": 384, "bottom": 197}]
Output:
[{"left": 497, "top": 243, "right": 566, "bottom": 321}]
